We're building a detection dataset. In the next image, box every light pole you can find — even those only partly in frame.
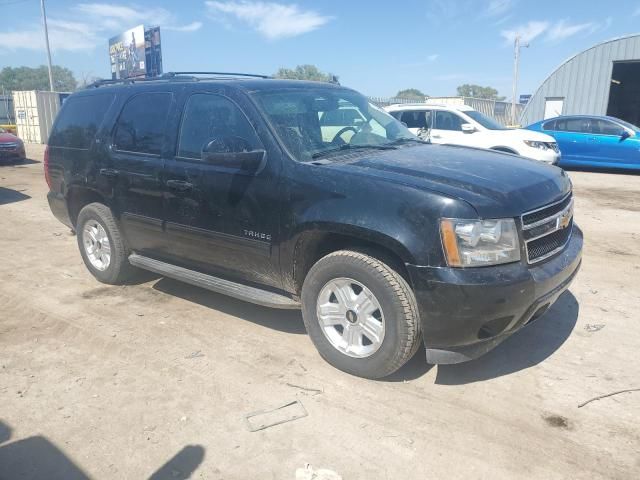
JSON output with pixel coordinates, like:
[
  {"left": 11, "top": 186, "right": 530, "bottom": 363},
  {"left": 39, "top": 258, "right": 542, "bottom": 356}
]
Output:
[
  {"left": 511, "top": 35, "right": 529, "bottom": 126},
  {"left": 40, "top": 0, "right": 54, "bottom": 91}
]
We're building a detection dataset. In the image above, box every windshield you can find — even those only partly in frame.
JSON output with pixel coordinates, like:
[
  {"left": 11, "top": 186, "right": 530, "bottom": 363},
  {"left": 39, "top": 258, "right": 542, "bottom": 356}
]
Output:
[
  {"left": 251, "top": 87, "right": 417, "bottom": 161},
  {"left": 463, "top": 110, "right": 506, "bottom": 130}
]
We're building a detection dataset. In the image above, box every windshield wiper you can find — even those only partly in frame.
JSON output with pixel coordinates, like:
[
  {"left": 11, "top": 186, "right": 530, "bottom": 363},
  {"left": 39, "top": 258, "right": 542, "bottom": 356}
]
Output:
[
  {"left": 311, "top": 143, "right": 397, "bottom": 159},
  {"left": 388, "top": 137, "right": 426, "bottom": 145}
]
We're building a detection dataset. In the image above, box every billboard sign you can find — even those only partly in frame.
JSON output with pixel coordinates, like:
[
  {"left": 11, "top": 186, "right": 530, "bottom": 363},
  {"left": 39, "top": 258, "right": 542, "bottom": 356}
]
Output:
[
  {"left": 144, "top": 26, "right": 163, "bottom": 77},
  {"left": 109, "top": 24, "right": 146, "bottom": 79}
]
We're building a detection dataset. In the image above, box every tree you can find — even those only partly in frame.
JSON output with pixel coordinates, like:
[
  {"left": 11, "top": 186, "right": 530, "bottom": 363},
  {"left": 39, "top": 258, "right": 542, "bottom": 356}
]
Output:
[
  {"left": 396, "top": 88, "right": 427, "bottom": 99},
  {"left": 456, "top": 84, "right": 505, "bottom": 101},
  {"left": 273, "top": 64, "right": 336, "bottom": 82},
  {"left": 0, "top": 66, "right": 77, "bottom": 92}
]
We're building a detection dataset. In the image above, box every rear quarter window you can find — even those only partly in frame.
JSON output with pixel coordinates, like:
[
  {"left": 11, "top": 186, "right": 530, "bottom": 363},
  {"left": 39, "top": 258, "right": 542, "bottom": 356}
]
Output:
[{"left": 49, "top": 93, "right": 115, "bottom": 149}]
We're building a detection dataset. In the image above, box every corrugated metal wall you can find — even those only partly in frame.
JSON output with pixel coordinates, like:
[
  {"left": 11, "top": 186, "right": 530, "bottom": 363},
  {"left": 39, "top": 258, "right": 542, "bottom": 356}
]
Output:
[
  {"left": 520, "top": 34, "right": 640, "bottom": 126},
  {"left": 13, "top": 91, "right": 61, "bottom": 144}
]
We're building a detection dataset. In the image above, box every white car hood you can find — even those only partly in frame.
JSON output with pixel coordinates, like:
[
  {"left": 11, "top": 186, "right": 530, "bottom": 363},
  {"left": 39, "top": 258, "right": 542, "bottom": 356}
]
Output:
[{"left": 485, "top": 128, "right": 556, "bottom": 143}]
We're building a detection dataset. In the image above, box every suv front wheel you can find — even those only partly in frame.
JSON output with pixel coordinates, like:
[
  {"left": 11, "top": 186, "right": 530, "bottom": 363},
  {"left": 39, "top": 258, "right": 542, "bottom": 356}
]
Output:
[
  {"left": 76, "top": 203, "right": 135, "bottom": 284},
  {"left": 301, "top": 250, "right": 421, "bottom": 379}
]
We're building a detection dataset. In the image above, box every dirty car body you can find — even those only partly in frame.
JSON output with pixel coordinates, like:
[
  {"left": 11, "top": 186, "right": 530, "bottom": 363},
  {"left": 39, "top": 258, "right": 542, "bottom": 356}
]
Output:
[{"left": 45, "top": 76, "right": 582, "bottom": 377}]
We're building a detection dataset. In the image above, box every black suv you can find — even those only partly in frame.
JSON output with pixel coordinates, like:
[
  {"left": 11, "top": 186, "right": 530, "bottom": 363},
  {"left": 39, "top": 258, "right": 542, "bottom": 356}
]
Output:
[{"left": 45, "top": 73, "right": 582, "bottom": 378}]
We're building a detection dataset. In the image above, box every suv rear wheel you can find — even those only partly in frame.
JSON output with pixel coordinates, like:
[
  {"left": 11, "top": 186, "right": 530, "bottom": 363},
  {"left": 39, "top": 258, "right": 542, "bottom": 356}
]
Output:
[
  {"left": 301, "top": 250, "right": 421, "bottom": 379},
  {"left": 76, "top": 203, "right": 135, "bottom": 284}
]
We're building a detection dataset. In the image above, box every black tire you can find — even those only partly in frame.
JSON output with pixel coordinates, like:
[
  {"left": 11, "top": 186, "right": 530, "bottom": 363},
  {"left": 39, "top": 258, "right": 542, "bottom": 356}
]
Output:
[
  {"left": 301, "top": 250, "right": 421, "bottom": 379},
  {"left": 76, "top": 202, "right": 135, "bottom": 284}
]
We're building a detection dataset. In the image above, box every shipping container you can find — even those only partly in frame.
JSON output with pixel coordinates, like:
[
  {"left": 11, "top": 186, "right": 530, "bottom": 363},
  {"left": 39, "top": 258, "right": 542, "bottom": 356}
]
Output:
[
  {"left": 0, "top": 94, "right": 14, "bottom": 124},
  {"left": 12, "top": 90, "right": 61, "bottom": 144}
]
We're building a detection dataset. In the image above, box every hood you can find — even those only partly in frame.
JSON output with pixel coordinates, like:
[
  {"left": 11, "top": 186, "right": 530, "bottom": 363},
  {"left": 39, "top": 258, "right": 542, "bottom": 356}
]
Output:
[
  {"left": 0, "top": 132, "right": 19, "bottom": 143},
  {"left": 489, "top": 128, "right": 556, "bottom": 143},
  {"left": 329, "top": 144, "right": 571, "bottom": 218}
]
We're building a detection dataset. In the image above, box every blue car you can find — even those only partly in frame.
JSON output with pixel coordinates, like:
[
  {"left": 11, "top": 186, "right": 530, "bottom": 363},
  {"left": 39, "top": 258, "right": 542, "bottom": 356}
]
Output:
[{"left": 526, "top": 115, "right": 640, "bottom": 170}]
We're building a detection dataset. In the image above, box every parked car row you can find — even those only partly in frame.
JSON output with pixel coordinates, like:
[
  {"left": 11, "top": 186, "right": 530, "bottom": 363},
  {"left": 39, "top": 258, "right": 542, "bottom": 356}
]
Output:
[{"left": 384, "top": 103, "right": 640, "bottom": 170}]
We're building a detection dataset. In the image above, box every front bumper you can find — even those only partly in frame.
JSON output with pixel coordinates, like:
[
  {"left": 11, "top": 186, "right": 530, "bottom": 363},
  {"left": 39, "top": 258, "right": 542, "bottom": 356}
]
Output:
[
  {"left": 522, "top": 147, "right": 560, "bottom": 164},
  {"left": 0, "top": 148, "right": 26, "bottom": 163},
  {"left": 407, "top": 224, "right": 582, "bottom": 364}
]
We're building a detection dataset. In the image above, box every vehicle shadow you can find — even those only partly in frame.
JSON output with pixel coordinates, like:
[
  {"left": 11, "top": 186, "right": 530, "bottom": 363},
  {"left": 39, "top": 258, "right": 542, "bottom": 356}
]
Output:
[
  {"left": 152, "top": 277, "right": 307, "bottom": 335},
  {"left": 0, "top": 158, "right": 40, "bottom": 166},
  {"left": 0, "top": 419, "right": 205, "bottom": 480},
  {"left": 435, "top": 291, "right": 579, "bottom": 385},
  {"left": 0, "top": 186, "right": 31, "bottom": 205}
]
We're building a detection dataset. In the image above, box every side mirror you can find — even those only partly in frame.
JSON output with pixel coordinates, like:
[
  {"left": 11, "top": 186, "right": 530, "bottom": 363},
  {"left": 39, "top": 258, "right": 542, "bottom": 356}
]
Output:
[
  {"left": 461, "top": 123, "right": 476, "bottom": 133},
  {"left": 620, "top": 130, "right": 631, "bottom": 141},
  {"left": 202, "top": 137, "right": 266, "bottom": 173}
]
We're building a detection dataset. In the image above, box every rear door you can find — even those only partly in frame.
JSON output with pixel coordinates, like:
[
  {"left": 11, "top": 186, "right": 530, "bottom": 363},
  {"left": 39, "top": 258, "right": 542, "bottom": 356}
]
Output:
[
  {"left": 105, "top": 91, "right": 173, "bottom": 255},
  {"left": 162, "top": 89, "right": 283, "bottom": 288},
  {"left": 398, "top": 110, "right": 432, "bottom": 136},
  {"left": 547, "top": 117, "right": 595, "bottom": 164}
]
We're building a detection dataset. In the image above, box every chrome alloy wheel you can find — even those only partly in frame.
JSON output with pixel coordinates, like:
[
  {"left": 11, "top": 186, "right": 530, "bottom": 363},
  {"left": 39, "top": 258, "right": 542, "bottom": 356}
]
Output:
[
  {"left": 82, "top": 220, "right": 111, "bottom": 271},
  {"left": 316, "top": 277, "right": 385, "bottom": 358}
]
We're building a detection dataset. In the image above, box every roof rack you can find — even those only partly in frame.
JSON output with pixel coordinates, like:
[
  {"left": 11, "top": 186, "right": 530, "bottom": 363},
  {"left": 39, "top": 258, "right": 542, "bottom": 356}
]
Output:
[
  {"left": 84, "top": 71, "right": 270, "bottom": 89},
  {"left": 162, "top": 71, "right": 270, "bottom": 79}
]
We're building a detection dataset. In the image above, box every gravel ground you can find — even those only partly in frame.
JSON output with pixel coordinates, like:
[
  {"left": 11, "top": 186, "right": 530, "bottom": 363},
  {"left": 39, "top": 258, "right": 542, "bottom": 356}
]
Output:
[{"left": 0, "top": 144, "right": 639, "bottom": 479}]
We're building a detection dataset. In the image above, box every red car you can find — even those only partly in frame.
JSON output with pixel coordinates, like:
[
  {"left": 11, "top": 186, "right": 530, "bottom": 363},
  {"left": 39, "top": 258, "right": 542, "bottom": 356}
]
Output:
[{"left": 0, "top": 127, "right": 26, "bottom": 163}]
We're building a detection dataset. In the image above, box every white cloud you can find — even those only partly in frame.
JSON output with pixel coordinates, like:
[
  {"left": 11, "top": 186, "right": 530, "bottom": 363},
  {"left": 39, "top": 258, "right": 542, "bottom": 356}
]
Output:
[
  {"left": 434, "top": 73, "right": 465, "bottom": 81},
  {"left": 634, "top": 7, "right": 640, "bottom": 16},
  {"left": 205, "top": 1, "right": 331, "bottom": 39},
  {"left": 427, "top": 53, "right": 439, "bottom": 62},
  {"left": 164, "top": 22, "right": 203, "bottom": 32},
  {"left": 546, "top": 20, "right": 595, "bottom": 41},
  {"left": 485, "top": 0, "right": 514, "bottom": 17},
  {"left": 501, "top": 20, "right": 550, "bottom": 44},
  {"left": 0, "top": 2, "right": 201, "bottom": 54}
]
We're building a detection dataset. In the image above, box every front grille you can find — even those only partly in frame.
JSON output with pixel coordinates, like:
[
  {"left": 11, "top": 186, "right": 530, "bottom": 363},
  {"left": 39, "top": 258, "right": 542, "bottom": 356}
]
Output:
[
  {"left": 526, "top": 219, "right": 573, "bottom": 261},
  {"left": 522, "top": 193, "right": 573, "bottom": 264},
  {"left": 522, "top": 194, "right": 572, "bottom": 226},
  {"left": 0, "top": 143, "right": 17, "bottom": 151}
]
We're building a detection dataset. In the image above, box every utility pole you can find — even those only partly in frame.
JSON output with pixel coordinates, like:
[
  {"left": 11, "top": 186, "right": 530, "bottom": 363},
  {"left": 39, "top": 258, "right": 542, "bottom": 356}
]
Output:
[
  {"left": 511, "top": 35, "right": 529, "bottom": 126},
  {"left": 40, "top": 0, "right": 54, "bottom": 91}
]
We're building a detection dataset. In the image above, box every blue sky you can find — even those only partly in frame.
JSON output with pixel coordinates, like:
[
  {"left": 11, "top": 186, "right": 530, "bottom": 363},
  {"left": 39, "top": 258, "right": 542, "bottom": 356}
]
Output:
[{"left": 1, "top": 0, "right": 639, "bottom": 98}]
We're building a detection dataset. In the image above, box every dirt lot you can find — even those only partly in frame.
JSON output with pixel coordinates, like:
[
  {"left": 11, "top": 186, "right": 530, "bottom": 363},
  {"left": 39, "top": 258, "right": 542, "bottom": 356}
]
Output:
[{"left": 1, "top": 145, "right": 639, "bottom": 479}]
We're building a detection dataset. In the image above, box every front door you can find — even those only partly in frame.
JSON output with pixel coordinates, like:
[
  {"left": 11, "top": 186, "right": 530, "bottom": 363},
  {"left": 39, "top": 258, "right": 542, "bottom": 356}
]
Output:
[
  {"left": 163, "top": 90, "right": 282, "bottom": 288},
  {"left": 106, "top": 91, "right": 173, "bottom": 255},
  {"left": 430, "top": 110, "right": 467, "bottom": 145}
]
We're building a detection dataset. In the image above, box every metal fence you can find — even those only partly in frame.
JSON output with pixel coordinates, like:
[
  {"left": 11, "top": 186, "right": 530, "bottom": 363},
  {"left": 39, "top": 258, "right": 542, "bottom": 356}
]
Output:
[{"left": 368, "top": 96, "right": 425, "bottom": 107}]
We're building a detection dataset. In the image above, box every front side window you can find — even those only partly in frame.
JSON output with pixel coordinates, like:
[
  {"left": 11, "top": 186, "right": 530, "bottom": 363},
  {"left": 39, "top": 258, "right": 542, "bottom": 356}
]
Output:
[
  {"left": 49, "top": 93, "right": 115, "bottom": 149},
  {"left": 591, "top": 119, "right": 626, "bottom": 136},
  {"left": 463, "top": 110, "right": 506, "bottom": 130},
  {"left": 251, "top": 88, "right": 416, "bottom": 162},
  {"left": 542, "top": 120, "right": 557, "bottom": 131},
  {"left": 177, "top": 93, "right": 262, "bottom": 160},
  {"left": 555, "top": 118, "right": 589, "bottom": 133},
  {"left": 434, "top": 111, "right": 465, "bottom": 131},
  {"left": 113, "top": 92, "right": 172, "bottom": 155}
]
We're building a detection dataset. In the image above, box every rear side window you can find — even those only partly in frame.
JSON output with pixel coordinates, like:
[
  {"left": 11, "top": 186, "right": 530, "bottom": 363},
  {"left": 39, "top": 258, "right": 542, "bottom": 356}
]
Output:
[
  {"left": 113, "top": 92, "right": 172, "bottom": 155},
  {"left": 542, "top": 120, "right": 556, "bottom": 130},
  {"left": 49, "top": 94, "right": 115, "bottom": 149},
  {"left": 555, "top": 118, "right": 589, "bottom": 133}
]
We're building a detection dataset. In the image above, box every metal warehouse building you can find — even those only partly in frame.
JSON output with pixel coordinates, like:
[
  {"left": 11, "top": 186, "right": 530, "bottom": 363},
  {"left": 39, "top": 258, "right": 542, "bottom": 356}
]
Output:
[{"left": 520, "top": 34, "right": 640, "bottom": 127}]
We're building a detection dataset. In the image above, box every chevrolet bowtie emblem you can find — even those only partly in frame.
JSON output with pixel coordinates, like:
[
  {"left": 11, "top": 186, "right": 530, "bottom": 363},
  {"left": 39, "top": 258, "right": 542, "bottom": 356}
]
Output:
[{"left": 558, "top": 208, "right": 572, "bottom": 229}]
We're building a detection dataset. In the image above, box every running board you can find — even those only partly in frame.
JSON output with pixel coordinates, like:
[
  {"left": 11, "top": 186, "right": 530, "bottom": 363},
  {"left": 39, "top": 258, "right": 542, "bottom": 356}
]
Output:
[{"left": 128, "top": 254, "right": 300, "bottom": 309}]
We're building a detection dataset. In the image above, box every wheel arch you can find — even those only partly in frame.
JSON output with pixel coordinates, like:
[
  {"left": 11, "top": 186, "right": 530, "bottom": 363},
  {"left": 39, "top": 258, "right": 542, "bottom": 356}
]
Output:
[
  {"left": 290, "top": 225, "right": 415, "bottom": 295},
  {"left": 66, "top": 185, "right": 108, "bottom": 227}
]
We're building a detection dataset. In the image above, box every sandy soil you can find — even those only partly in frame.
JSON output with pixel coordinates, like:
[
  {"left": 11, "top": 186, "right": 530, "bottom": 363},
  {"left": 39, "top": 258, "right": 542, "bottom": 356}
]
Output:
[{"left": 0, "top": 145, "right": 638, "bottom": 479}]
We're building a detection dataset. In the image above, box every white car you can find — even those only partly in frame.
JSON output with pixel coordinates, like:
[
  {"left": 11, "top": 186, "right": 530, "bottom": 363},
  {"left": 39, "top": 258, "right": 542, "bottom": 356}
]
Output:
[{"left": 384, "top": 103, "right": 560, "bottom": 164}]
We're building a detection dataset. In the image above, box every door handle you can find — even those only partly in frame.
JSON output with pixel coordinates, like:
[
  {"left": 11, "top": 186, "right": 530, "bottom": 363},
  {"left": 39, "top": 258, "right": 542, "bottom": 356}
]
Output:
[
  {"left": 166, "top": 179, "right": 193, "bottom": 191},
  {"left": 99, "top": 168, "right": 119, "bottom": 178}
]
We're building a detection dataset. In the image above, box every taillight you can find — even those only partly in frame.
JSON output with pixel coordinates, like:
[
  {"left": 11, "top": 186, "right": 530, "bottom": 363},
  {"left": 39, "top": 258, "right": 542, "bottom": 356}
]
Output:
[{"left": 44, "top": 145, "right": 52, "bottom": 189}]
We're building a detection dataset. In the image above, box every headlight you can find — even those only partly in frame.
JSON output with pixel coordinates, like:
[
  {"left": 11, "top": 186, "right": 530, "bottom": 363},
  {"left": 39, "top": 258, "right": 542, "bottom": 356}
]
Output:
[
  {"left": 440, "top": 218, "right": 521, "bottom": 267},
  {"left": 524, "top": 140, "right": 550, "bottom": 150}
]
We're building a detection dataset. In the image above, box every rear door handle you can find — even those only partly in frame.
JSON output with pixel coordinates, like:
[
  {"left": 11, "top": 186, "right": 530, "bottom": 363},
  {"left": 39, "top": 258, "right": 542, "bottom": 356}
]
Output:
[
  {"left": 99, "top": 168, "right": 119, "bottom": 178},
  {"left": 166, "top": 179, "right": 193, "bottom": 191}
]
